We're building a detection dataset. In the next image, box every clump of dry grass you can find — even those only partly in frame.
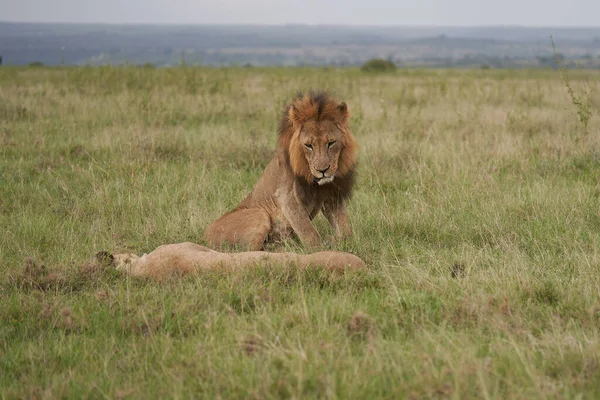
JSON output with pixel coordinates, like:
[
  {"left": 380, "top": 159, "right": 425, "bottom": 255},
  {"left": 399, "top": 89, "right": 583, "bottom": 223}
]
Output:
[{"left": 347, "top": 311, "right": 377, "bottom": 341}]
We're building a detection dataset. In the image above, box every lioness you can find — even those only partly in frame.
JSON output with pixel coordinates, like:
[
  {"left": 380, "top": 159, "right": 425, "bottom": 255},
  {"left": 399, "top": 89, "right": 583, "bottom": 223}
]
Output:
[
  {"left": 203, "top": 91, "right": 358, "bottom": 251},
  {"left": 98, "top": 243, "right": 365, "bottom": 280}
]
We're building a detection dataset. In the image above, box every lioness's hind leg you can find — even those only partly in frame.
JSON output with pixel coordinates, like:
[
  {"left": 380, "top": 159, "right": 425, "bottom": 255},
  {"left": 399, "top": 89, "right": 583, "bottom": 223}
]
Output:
[{"left": 202, "top": 208, "right": 271, "bottom": 251}]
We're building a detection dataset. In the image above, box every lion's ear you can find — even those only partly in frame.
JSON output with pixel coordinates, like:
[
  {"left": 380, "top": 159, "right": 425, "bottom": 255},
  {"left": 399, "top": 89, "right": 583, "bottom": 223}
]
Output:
[{"left": 338, "top": 102, "right": 349, "bottom": 121}]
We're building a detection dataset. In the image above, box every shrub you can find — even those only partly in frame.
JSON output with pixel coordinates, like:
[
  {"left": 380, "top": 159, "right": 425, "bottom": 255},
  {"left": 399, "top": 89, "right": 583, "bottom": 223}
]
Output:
[
  {"left": 360, "top": 58, "right": 396, "bottom": 73},
  {"left": 551, "top": 36, "right": 593, "bottom": 135}
]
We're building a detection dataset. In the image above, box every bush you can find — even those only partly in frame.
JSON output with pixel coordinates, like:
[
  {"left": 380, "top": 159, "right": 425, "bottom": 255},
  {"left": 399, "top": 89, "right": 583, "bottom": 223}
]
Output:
[
  {"left": 28, "top": 61, "right": 44, "bottom": 67},
  {"left": 360, "top": 58, "right": 396, "bottom": 72}
]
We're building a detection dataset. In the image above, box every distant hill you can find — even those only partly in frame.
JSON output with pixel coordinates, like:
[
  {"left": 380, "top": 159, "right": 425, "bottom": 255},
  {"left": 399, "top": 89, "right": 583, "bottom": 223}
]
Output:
[{"left": 1, "top": 22, "right": 599, "bottom": 68}]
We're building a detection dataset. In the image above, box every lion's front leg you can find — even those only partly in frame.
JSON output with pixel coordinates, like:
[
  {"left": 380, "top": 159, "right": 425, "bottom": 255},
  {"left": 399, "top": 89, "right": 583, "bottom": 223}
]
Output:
[
  {"left": 278, "top": 188, "right": 321, "bottom": 248},
  {"left": 322, "top": 199, "right": 352, "bottom": 240}
]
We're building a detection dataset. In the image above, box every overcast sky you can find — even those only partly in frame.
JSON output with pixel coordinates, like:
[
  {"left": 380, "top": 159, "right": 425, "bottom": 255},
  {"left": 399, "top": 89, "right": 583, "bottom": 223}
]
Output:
[{"left": 1, "top": 0, "right": 599, "bottom": 26}]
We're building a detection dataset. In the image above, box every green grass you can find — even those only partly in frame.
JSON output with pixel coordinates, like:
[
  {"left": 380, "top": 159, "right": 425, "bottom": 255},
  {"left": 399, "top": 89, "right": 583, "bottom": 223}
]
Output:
[{"left": 1, "top": 65, "right": 600, "bottom": 399}]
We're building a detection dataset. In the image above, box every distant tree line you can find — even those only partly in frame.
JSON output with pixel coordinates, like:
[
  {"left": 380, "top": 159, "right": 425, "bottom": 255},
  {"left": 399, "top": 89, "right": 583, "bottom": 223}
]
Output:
[{"left": 1, "top": 48, "right": 600, "bottom": 69}]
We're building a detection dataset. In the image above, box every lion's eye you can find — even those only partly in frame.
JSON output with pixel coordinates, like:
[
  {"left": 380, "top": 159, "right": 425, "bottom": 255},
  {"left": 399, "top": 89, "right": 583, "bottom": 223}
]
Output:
[
  {"left": 327, "top": 141, "right": 337, "bottom": 148},
  {"left": 304, "top": 144, "right": 313, "bottom": 151}
]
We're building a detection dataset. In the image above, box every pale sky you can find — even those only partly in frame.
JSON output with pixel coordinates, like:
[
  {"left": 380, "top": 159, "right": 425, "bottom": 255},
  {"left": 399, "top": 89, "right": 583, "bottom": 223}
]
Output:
[{"left": 0, "top": 0, "right": 598, "bottom": 26}]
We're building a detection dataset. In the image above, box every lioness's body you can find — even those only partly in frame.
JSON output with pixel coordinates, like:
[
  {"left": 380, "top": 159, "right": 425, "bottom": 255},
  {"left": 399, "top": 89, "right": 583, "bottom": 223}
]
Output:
[
  {"left": 203, "top": 91, "right": 358, "bottom": 250},
  {"left": 105, "top": 242, "right": 365, "bottom": 280}
]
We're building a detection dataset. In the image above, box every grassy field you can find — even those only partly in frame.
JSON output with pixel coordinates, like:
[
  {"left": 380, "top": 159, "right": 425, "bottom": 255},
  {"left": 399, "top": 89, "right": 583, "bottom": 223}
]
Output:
[{"left": 1, "top": 65, "right": 600, "bottom": 399}]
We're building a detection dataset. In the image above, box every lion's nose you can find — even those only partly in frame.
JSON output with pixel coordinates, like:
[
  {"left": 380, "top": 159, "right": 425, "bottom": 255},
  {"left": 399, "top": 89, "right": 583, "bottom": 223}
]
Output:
[{"left": 317, "top": 166, "right": 330, "bottom": 175}]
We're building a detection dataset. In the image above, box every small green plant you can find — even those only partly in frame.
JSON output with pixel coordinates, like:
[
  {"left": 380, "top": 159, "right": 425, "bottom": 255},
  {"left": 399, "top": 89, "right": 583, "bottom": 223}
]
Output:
[
  {"left": 360, "top": 58, "right": 396, "bottom": 73},
  {"left": 28, "top": 61, "right": 44, "bottom": 67},
  {"left": 551, "top": 35, "right": 593, "bottom": 135}
]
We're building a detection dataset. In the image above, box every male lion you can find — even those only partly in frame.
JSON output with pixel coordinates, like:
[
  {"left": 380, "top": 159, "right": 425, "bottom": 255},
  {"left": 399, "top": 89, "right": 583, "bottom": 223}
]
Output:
[
  {"left": 202, "top": 90, "right": 358, "bottom": 251},
  {"left": 97, "top": 243, "right": 365, "bottom": 280}
]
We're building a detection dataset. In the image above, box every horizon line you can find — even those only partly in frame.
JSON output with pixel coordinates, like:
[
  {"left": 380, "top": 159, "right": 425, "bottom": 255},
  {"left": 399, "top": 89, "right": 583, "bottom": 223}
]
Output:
[{"left": 1, "top": 20, "right": 600, "bottom": 29}]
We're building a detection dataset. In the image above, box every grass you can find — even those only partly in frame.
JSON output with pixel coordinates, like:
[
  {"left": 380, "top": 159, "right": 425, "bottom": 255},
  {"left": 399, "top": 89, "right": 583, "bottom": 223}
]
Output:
[{"left": 1, "top": 65, "right": 600, "bottom": 399}]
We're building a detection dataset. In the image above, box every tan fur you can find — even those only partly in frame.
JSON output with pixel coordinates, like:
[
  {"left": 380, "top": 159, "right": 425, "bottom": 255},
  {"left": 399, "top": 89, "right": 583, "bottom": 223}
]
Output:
[
  {"left": 203, "top": 91, "right": 358, "bottom": 250},
  {"left": 102, "top": 242, "right": 366, "bottom": 280}
]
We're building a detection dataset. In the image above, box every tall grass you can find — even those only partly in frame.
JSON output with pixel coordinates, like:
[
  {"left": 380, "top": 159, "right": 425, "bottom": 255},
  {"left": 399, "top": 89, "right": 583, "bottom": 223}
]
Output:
[{"left": 1, "top": 66, "right": 599, "bottom": 399}]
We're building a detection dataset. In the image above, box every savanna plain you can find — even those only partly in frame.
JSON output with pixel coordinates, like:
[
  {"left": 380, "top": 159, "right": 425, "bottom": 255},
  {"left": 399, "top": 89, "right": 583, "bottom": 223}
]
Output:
[{"left": 1, "top": 65, "right": 600, "bottom": 399}]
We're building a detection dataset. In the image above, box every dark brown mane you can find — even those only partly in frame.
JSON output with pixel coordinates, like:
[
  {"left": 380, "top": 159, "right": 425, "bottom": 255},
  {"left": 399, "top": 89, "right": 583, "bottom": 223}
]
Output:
[{"left": 297, "top": 165, "right": 356, "bottom": 203}]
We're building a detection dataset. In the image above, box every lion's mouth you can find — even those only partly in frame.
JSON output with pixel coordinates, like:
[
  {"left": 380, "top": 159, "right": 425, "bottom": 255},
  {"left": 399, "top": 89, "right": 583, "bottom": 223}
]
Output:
[{"left": 315, "top": 176, "right": 335, "bottom": 185}]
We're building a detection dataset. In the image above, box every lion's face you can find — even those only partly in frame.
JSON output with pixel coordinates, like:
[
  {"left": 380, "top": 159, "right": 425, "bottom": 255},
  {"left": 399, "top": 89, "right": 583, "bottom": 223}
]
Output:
[
  {"left": 111, "top": 253, "right": 140, "bottom": 272},
  {"left": 298, "top": 120, "right": 344, "bottom": 185}
]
